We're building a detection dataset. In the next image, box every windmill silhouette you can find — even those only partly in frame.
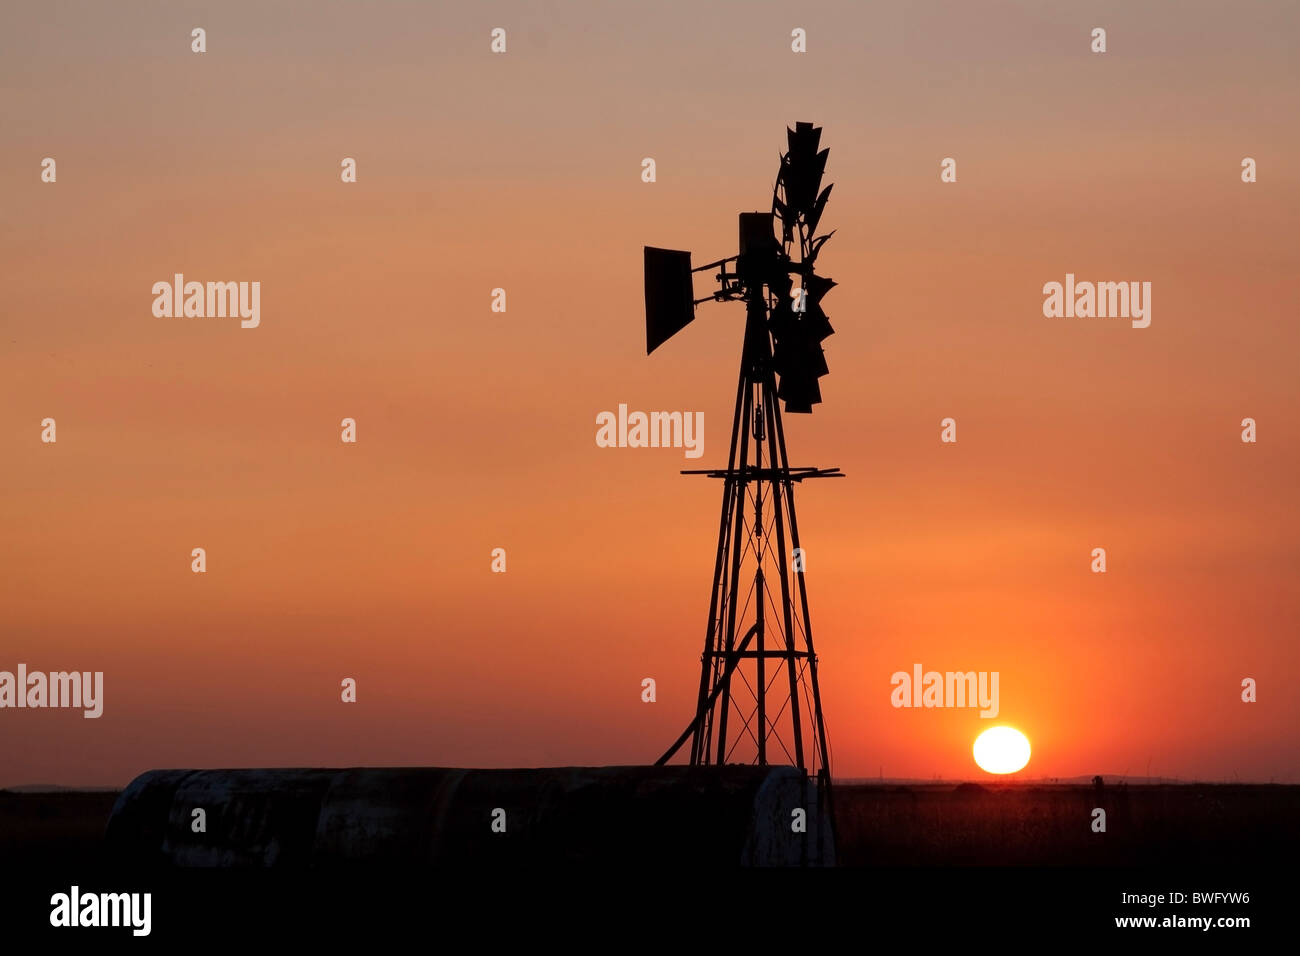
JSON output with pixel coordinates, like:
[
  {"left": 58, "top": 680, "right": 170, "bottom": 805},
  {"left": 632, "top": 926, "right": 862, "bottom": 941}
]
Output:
[{"left": 645, "top": 123, "right": 841, "bottom": 839}]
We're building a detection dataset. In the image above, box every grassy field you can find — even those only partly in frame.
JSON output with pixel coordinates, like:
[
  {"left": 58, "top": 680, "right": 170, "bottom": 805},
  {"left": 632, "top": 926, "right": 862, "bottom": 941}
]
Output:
[
  {"left": 0, "top": 790, "right": 119, "bottom": 869},
  {"left": 833, "top": 782, "right": 1300, "bottom": 866}
]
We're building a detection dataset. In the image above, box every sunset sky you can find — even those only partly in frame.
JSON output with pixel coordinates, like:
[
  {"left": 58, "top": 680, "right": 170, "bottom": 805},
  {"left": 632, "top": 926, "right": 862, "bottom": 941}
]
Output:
[{"left": 2, "top": 0, "right": 1297, "bottom": 787}]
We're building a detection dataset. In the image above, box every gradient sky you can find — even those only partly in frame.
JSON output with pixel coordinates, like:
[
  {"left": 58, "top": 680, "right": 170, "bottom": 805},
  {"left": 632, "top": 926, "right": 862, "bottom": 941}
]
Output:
[{"left": 2, "top": 0, "right": 1298, "bottom": 787}]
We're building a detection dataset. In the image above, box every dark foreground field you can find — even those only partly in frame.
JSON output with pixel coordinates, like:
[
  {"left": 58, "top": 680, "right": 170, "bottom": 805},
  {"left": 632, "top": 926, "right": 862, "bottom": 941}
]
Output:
[
  {"left": 3, "top": 781, "right": 1296, "bottom": 868},
  {"left": 834, "top": 782, "right": 1300, "bottom": 866}
]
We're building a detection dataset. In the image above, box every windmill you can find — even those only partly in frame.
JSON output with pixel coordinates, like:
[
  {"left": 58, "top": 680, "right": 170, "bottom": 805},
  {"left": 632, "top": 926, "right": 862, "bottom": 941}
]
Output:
[{"left": 645, "top": 122, "right": 842, "bottom": 842}]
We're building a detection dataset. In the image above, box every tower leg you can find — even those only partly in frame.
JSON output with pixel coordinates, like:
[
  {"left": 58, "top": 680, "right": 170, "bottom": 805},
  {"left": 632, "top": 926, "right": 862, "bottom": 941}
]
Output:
[{"left": 689, "top": 362, "right": 748, "bottom": 766}]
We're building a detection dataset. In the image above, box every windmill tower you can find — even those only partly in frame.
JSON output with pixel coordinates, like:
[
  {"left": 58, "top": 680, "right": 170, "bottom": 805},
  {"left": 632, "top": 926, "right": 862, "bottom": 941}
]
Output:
[{"left": 645, "top": 123, "right": 841, "bottom": 835}]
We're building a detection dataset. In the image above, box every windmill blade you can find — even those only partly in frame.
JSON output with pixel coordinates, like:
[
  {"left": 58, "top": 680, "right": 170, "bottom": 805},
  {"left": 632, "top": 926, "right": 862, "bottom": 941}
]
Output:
[
  {"left": 808, "top": 232, "right": 836, "bottom": 265},
  {"left": 783, "top": 151, "right": 828, "bottom": 218},
  {"left": 804, "top": 272, "right": 837, "bottom": 303},
  {"left": 805, "top": 184, "right": 833, "bottom": 238},
  {"left": 787, "top": 122, "right": 821, "bottom": 160},
  {"left": 780, "top": 124, "right": 829, "bottom": 219},
  {"left": 778, "top": 368, "right": 822, "bottom": 413}
]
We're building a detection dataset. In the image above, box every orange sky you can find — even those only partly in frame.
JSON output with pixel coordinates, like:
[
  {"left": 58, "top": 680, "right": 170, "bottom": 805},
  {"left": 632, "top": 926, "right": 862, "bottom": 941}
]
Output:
[{"left": 2, "top": 1, "right": 1298, "bottom": 786}]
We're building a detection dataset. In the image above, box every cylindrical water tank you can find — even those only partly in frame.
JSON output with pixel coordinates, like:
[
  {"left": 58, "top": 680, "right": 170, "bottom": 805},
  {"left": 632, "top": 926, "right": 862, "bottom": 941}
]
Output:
[{"left": 105, "top": 765, "right": 835, "bottom": 867}]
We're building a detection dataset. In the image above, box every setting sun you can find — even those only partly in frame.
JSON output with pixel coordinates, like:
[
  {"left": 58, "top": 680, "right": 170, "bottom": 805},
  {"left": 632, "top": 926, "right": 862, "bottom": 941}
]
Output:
[{"left": 973, "top": 727, "right": 1032, "bottom": 775}]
